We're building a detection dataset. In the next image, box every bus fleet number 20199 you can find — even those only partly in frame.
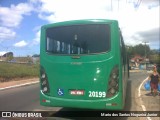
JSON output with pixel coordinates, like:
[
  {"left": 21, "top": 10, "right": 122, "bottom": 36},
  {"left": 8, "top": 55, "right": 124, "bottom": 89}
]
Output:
[{"left": 89, "top": 91, "right": 106, "bottom": 98}]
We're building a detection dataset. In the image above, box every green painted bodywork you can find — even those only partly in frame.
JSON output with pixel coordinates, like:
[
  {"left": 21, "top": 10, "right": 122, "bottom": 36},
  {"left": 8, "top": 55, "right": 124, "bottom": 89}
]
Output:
[{"left": 40, "top": 19, "right": 128, "bottom": 110}]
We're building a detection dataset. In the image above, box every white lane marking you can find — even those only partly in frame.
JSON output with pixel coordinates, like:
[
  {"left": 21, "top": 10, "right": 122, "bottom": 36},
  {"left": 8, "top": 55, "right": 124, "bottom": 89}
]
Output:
[
  {"left": 141, "top": 105, "right": 146, "bottom": 111},
  {"left": 138, "top": 77, "right": 152, "bottom": 120},
  {"left": 138, "top": 77, "right": 148, "bottom": 97},
  {"left": 0, "top": 81, "right": 39, "bottom": 91}
]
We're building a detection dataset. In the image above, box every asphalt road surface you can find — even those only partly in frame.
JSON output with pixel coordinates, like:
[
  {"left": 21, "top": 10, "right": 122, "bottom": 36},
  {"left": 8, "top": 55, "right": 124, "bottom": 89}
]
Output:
[{"left": 0, "top": 71, "right": 149, "bottom": 120}]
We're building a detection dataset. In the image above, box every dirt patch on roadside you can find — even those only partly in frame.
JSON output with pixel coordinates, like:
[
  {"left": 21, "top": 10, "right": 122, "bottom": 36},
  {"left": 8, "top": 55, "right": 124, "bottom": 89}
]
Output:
[
  {"left": 0, "top": 78, "right": 39, "bottom": 88},
  {"left": 0, "top": 77, "right": 37, "bottom": 82}
]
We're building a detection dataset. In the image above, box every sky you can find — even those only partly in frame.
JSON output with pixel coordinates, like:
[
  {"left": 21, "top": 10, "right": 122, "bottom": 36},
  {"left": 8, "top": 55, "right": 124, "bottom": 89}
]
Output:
[{"left": 0, "top": 0, "right": 159, "bottom": 56}]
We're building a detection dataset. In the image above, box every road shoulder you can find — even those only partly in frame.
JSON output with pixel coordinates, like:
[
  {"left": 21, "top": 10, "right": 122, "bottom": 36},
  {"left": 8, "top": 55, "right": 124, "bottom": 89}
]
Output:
[
  {"left": 0, "top": 78, "right": 39, "bottom": 90},
  {"left": 135, "top": 76, "right": 160, "bottom": 120}
]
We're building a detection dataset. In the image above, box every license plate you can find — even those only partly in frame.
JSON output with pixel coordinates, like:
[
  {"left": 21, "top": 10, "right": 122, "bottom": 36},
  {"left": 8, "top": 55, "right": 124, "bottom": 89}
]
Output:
[{"left": 69, "top": 90, "right": 84, "bottom": 95}]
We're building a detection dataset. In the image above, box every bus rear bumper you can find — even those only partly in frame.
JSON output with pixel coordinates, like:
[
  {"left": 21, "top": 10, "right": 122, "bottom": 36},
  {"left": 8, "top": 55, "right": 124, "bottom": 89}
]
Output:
[{"left": 40, "top": 90, "right": 124, "bottom": 110}]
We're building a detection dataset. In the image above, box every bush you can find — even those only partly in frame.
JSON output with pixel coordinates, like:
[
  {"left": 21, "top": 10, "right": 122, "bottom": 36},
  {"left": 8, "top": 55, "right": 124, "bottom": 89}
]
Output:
[{"left": 0, "top": 62, "right": 39, "bottom": 82}]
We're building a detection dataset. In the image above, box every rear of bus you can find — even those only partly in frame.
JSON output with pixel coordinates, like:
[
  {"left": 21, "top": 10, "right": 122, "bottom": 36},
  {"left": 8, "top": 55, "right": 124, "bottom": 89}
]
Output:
[{"left": 40, "top": 19, "right": 126, "bottom": 110}]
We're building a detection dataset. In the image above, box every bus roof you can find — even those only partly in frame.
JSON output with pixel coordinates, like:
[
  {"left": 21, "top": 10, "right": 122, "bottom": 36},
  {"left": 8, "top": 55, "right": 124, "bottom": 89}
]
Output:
[{"left": 41, "top": 19, "right": 118, "bottom": 28}]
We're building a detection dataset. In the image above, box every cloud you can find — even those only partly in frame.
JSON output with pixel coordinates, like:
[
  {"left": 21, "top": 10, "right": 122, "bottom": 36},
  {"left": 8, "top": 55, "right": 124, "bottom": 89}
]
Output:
[
  {"left": 123, "top": 27, "right": 160, "bottom": 49},
  {"left": 13, "top": 40, "right": 28, "bottom": 47},
  {"left": 32, "top": 30, "right": 41, "bottom": 45},
  {"left": 0, "top": 3, "right": 33, "bottom": 28},
  {"left": 0, "top": 2, "right": 34, "bottom": 43},
  {"left": 33, "top": 0, "right": 159, "bottom": 24},
  {"left": 138, "top": 28, "right": 160, "bottom": 42},
  {"left": 118, "top": 4, "right": 159, "bottom": 49},
  {"left": 0, "top": 27, "right": 16, "bottom": 41},
  {"left": 30, "top": 0, "right": 159, "bottom": 49},
  {"left": 1, "top": 0, "right": 159, "bottom": 52},
  {"left": 136, "top": 28, "right": 160, "bottom": 49},
  {"left": 31, "top": 26, "right": 41, "bottom": 46},
  {"left": 34, "top": 0, "right": 114, "bottom": 22},
  {"left": 0, "top": 51, "right": 7, "bottom": 56}
]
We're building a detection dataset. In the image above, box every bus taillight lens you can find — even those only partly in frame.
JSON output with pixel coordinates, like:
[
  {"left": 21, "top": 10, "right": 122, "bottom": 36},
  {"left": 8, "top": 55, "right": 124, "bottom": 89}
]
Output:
[
  {"left": 40, "top": 66, "right": 50, "bottom": 94},
  {"left": 106, "top": 66, "right": 119, "bottom": 98},
  {"left": 41, "top": 73, "right": 46, "bottom": 79}
]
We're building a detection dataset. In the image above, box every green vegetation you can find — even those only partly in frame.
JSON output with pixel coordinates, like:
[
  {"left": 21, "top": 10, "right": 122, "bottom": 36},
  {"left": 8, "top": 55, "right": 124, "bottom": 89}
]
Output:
[
  {"left": 126, "top": 44, "right": 160, "bottom": 64},
  {"left": 149, "top": 54, "right": 160, "bottom": 64},
  {"left": 126, "top": 44, "right": 150, "bottom": 58},
  {"left": 0, "top": 62, "right": 39, "bottom": 82}
]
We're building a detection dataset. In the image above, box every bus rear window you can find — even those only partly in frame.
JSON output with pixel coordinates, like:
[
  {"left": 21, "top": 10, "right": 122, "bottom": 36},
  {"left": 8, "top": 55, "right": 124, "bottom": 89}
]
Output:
[{"left": 46, "top": 24, "right": 110, "bottom": 55}]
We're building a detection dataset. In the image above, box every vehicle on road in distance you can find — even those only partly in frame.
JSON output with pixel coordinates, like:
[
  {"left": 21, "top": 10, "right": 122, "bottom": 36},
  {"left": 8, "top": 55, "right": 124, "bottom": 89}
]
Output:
[
  {"left": 146, "top": 64, "right": 154, "bottom": 71},
  {"left": 40, "top": 19, "right": 129, "bottom": 110}
]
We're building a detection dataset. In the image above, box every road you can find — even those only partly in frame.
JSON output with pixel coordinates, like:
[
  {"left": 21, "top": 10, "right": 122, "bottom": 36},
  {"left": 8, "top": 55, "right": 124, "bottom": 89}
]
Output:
[{"left": 0, "top": 71, "right": 150, "bottom": 119}]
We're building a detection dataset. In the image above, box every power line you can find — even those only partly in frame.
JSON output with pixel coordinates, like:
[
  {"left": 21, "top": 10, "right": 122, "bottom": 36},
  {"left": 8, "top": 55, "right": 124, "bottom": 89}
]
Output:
[{"left": 135, "top": 0, "right": 142, "bottom": 9}]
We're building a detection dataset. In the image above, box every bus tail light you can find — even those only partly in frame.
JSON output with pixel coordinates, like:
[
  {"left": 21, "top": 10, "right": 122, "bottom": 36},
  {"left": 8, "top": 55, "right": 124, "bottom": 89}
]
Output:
[
  {"left": 106, "top": 103, "right": 118, "bottom": 106},
  {"left": 106, "top": 66, "right": 119, "bottom": 98},
  {"left": 40, "top": 66, "right": 50, "bottom": 94},
  {"left": 42, "top": 99, "right": 50, "bottom": 103}
]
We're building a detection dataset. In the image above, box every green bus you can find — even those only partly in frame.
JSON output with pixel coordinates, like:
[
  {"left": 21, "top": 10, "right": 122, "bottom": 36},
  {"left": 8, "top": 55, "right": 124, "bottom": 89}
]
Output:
[{"left": 40, "top": 19, "right": 129, "bottom": 110}]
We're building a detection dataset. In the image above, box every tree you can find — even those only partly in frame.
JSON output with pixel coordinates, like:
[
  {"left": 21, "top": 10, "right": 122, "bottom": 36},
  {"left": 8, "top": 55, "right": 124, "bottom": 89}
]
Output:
[
  {"left": 6, "top": 54, "right": 13, "bottom": 61},
  {"left": 149, "top": 49, "right": 160, "bottom": 64},
  {"left": 149, "top": 54, "right": 160, "bottom": 64},
  {"left": 134, "top": 44, "right": 150, "bottom": 57},
  {"left": 126, "top": 44, "right": 150, "bottom": 58}
]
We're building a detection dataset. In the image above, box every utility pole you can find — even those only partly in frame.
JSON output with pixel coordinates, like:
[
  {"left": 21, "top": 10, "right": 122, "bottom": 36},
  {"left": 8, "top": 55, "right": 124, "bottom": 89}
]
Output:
[
  {"left": 142, "top": 41, "right": 149, "bottom": 70},
  {"left": 111, "top": 0, "right": 112, "bottom": 11}
]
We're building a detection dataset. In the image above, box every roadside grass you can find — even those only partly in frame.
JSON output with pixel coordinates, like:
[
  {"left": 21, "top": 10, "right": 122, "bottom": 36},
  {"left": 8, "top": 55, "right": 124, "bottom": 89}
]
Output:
[{"left": 0, "top": 62, "right": 39, "bottom": 82}]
